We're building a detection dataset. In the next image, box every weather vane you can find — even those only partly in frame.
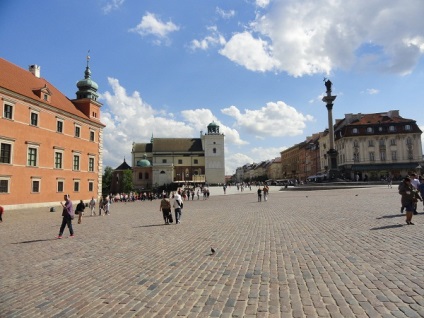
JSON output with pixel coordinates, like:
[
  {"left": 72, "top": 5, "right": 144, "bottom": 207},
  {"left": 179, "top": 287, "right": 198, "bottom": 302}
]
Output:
[{"left": 86, "top": 49, "right": 91, "bottom": 67}]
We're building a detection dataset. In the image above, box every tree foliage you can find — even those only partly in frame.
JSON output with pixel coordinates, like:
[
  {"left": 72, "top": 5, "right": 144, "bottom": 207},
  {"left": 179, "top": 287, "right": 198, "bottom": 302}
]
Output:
[
  {"left": 102, "top": 166, "right": 114, "bottom": 194},
  {"left": 122, "top": 169, "right": 133, "bottom": 193}
]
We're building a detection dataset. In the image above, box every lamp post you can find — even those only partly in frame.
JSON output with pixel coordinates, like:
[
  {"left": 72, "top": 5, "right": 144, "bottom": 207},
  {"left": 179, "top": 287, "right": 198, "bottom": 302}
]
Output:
[{"left": 322, "top": 79, "right": 338, "bottom": 179}]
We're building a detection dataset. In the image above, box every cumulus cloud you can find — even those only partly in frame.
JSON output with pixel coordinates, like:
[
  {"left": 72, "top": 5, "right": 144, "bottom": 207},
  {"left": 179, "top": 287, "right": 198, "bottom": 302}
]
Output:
[
  {"left": 217, "top": 0, "right": 424, "bottom": 76},
  {"left": 190, "top": 26, "right": 226, "bottom": 51},
  {"left": 129, "top": 12, "right": 179, "bottom": 45},
  {"left": 225, "top": 153, "right": 255, "bottom": 174},
  {"left": 221, "top": 101, "right": 313, "bottom": 138},
  {"left": 216, "top": 7, "right": 235, "bottom": 19},
  {"left": 365, "top": 88, "right": 379, "bottom": 95},
  {"left": 102, "top": 0, "right": 124, "bottom": 14},
  {"left": 219, "top": 31, "right": 281, "bottom": 72},
  {"left": 251, "top": 147, "right": 284, "bottom": 162}
]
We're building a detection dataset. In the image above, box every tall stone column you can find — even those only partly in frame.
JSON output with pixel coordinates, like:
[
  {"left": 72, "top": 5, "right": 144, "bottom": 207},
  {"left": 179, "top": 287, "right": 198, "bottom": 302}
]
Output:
[{"left": 322, "top": 79, "right": 338, "bottom": 178}]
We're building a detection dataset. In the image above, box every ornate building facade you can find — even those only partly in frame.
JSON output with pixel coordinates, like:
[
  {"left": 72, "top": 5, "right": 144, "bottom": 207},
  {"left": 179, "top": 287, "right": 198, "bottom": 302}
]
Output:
[
  {"left": 0, "top": 58, "right": 105, "bottom": 209},
  {"left": 131, "top": 122, "right": 225, "bottom": 189}
]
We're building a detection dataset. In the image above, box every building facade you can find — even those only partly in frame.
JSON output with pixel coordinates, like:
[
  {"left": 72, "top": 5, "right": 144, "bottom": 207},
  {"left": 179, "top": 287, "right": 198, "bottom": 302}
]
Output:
[
  {"left": 0, "top": 58, "right": 105, "bottom": 209},
  {"left": 131, "top": 122, "right": 225, "bottom": 190}
]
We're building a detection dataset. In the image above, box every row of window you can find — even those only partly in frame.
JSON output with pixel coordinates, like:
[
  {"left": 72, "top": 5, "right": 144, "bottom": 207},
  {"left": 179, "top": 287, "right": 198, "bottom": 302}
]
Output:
[
  {"left": 0, "top": 178, "right": 94, "bottom": 194},
  {"left": 3, "top": 103, "right": 96, "bottom": 141},
  {"left": 0, "top": 142, "right": 95, "bottom": 172},
  {"left": 350, "top": 150, "right": 414, "bottom": 162},
  {"left": 352, "top": 137, "right": 413, "bottom": 148},
  {"left": 351, "top": 124, "right": 412, "bottom": 134}
]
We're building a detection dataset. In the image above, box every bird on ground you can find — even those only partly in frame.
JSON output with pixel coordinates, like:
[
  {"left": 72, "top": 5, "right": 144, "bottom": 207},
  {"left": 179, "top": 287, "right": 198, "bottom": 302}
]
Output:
[{"left": 211, "top": 247, "right": 216, "bottom": 255}]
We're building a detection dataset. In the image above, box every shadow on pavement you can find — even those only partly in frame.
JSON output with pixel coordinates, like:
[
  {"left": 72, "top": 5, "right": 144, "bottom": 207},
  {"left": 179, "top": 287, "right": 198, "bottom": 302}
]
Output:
[
  {"left": 370, "top": 224, "right": 404, "bottom": 230},
  {"left": 376, "top": 214, "right": 403, "bottom": 219},
  {"left": 134, "top": 224, "right": 167, "bottom": 228},
  {"left": 12, "top": 238, "right": 57, "bottom": 244}
]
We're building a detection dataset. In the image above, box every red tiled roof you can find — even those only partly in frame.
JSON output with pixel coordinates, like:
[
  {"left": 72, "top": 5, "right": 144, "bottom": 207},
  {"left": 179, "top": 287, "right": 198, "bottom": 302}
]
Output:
[{"left": 0, "top": 58, "right": 94, "bottom": 122}]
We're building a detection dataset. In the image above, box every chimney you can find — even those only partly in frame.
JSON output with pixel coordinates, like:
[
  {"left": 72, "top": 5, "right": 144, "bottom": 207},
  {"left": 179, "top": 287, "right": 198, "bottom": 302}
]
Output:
[{"left": 29, "top": 65, "right": 40, "bottom": 78}]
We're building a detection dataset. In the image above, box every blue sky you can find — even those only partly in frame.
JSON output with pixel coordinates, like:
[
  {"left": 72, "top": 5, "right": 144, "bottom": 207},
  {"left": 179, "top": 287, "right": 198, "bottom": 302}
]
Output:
[{"left": 1, "top": 0, "right": 424, "bottom": 175}]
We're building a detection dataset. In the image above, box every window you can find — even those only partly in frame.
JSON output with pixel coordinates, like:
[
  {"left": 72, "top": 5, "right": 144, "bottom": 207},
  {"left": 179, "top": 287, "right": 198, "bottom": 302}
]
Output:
[
  {"left": 162, "top": 159, "right": 167, "bottom": 163},
  {"left": 369, "top": 152, "right": 375, "bottom": 161},
  {"left": 55, "top": 152, "right": 63, "bottom": 169},
  {"left": 353, "top": 140, "right": 359, "bottom": 147},
  {"left": 213, "top": 148, "right": 216, "bottom": 154},
  {"left": 28, "top": 147, "right": 37, "bottom": 166},
  {"left": 32, "top": 180, "right": 40, "bottom": 193},
  {"left": 89, "top": 181, "right": 94, "bottom": 192},
  {"left": 389, "top": 125, "right": 395, "bottom": 132},
  {"left": 89, "top": 157, "right": 95, "bottom": 172},
  {"left": 57, "top": 181, "right": 64, "bottom": 192},
  {"left": 4, "top": 104, "right": 13, "bottom": 119},
  {"left": 139, "top": 172, "right": 143, "bottom": 179},
  {"left": 194, "top": 159, "right": 198, "bottom": 164},
  {"left": 145, "top": 172, "right": 149, "bottom": 179},
  {"left": 352, "top": 128, "right": 358, "bottom": 134},
  {"left": 90, "top": 131, "right": 95, "bottom": 142},
  {"left": 378, "top": 127, "right": 383, "bottom": 132},
  {"left": 74, "top": 181, "right": 80, "bottom": 192},
  {"left": 406, "top": 137, "right": 412, "bottom": 145},
  {"left": 0, "top": 178, "right": 10, "bottom": 193},
  {"left": 405, "top": 124, "right": 411, "bottom": 131},
  {"left": 57, "top": 120, "right": 63, "bottom": 133},
  {"left": 366, "top": 127, "right": 373, "bottom": 133},
  {"left": 380, "top": 152, "right": 386, "bottom": 161},
  {"left": 368, "top": 140, "right": 374, "bottom": 147},
  {"left": 0, "top": 143, "right": 12, "bottom": 164},
  {"left": 43, "top": 94, "right": 48, "bottom": 101},
  {"left": 390, "top": 139, "right": 396, "bottom": 146},
  {"left": 75, "top": 125, "right": 81, "bottom": 138},
  {"left": 73, "top": 155, "right": 80, "bottom": 171},
  {"left": 391, "top": 151, "right": 397, "bottom": 161},
  {"left": 178, "top": 159, "right": 182, "bottom": 164},
  {"left": 30, "top": 112, "right": 38, "bottom": 126}
]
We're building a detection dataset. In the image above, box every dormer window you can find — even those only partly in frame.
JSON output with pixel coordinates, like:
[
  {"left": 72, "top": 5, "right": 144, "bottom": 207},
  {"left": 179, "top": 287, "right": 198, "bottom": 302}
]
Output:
[
  {"left": 33, "top": 84, "right": 51, "bottom": 102},
  {"left": 366, "top": 127, "right": 373, "bottom": 133},
  {"left": 352, "top": 128, "right": 358, "bottom": 134},
  {"left": 389, "top": 125, "right": 395, "bottom": 132},
  {"left": 405, "top": 124, "right": 411, "bottom": 131}
]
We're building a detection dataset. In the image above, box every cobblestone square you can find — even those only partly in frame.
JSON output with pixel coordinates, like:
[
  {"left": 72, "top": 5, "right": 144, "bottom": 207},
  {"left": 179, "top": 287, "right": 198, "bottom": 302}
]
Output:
[{"left": 1, "top": 186, "right": 423, "bottom": 317}]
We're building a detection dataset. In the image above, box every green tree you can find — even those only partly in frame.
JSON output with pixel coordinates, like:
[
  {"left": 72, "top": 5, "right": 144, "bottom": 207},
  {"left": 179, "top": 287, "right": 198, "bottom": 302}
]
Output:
[
  {"left": 102, "top": 166, "right": 113, "bottom": 194},
  {"left": 122, "top": 169, "right": 133, "bottom": 193}
]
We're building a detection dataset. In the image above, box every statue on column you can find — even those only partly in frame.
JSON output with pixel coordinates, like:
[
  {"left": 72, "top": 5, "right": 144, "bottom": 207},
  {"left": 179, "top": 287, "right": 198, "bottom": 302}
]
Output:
[{"left": 324, "top": 78, "right": 332, "bottom": 93}]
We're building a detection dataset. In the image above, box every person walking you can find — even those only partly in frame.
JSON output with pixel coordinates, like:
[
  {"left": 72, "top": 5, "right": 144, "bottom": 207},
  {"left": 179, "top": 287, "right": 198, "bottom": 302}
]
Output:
[
  {"left": 257, "top": 188, "right": 262, "bottom": 202},
  {"left": 0, "top": 205, "right": 4, "bottom": 222},
  {"left": 89, "top": 197, "right": 96, "bottom": 216},
  {"left": 263, "top": 185, "right": 269, "bottom": 201},
  {"left": 58, "top": 194, "right": 75, "bottom": 238},
  {"left": 159, "top": 194, "right": 172, "bottom": 224},
  {"left": 76, "top": 200, "right": 85, "bottom": 224},
  {"left": 173, "top": 190, "right": 183, "bottom": 224},
  {"left": 104, "top": 196, "right": 110, "bottom": 215},
  {"left": 398, "top": 177, "right": 419, "bottom": 225}
]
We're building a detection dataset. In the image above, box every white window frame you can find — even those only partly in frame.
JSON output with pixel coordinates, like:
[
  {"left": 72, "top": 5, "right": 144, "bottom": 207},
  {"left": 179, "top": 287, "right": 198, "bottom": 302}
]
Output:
[
  {"left": 74, "top": 124, "right": 81, "bottom": 138},
  {"left": 366, "top": 127, "right": 373, "bottom": 133},
  {"left": 3, "top": 102, "right": 14, "bottom": 120},
  {"left": 31, "top": 177, "right": 41, "bottom": 193},
  {"left": 389, "top": 125, "right": 396, "bottom": 132},
  {"left": 352, "top": 128, "right": 358, "bottom": 134},
  {"left": 390, "top": 139, "right": 396, "bottom": 146},
  {"left": 26, "top": 142, "right": 40, "bottom": 167},
  {"left": 54, "top": 148, "right": 64, "bottom": 169},
  {"left": 73, "top": 153, "right": 80, "bottom": 171},
  {"left": 56, "top": 119, "right": 64, "bottom": 133},
  {"left": 88, "top": 156, "right": 95, "bottom": 172},
  {"left": 30, "top": 110, "right": 39, "bottom": 127},
  {"left": 88, "top": 180, "right": 94, "bottom": 192},
  {"left": 0, "top": 175, "right": 11, "bottom": 193},
  {"left": 57, "top": 179, "right": 64, "bottom": 193},
  {"left": 405, "top": 124, "right": 411, "bottom": 131},
  {"left": 89, "top": 130, "right": 95, "bottom": 142},
  {"left": 73, "top": 179, "right": 80, "bottom": 192},
  {"left": 0, "top": 137, "right": 14, "bottom": 164}
]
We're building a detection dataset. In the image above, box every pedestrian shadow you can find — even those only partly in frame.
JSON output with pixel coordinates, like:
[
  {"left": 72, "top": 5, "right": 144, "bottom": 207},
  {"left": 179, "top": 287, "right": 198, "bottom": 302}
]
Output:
[
  {"left": 133, "top": 224, "right": 167, "bottom": 228},
  {"left": 370, "top": 224, "right": 404, "bottom": 230},
  {"left": 376, "top": 214, "right": 403, "bottom": 219},
  {"left": 12, "top": 238, "right": 57, "bottom": 244}
]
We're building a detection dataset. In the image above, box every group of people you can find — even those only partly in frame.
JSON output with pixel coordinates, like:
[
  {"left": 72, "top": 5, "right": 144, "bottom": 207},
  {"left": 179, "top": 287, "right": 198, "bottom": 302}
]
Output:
[
  {"left": 398, "top": 173, "right": 424, "bottom": 225},
  {"left": 257, "top": 185, "right": 270, "bottom": 202},
  {"left": 159, "top": 189, "right": 184, "bottom": 225}
]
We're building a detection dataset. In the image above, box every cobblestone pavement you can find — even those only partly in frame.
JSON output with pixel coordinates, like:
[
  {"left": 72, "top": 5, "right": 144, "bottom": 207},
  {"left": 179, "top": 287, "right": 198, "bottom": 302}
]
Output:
[{"left": 1, "top": 186, "right": 424, "bottom": 318}]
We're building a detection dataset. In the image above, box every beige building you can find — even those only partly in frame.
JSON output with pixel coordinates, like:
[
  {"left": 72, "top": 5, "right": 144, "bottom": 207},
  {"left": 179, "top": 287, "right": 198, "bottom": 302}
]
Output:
[
  {"left": 131, "top": 122, "right": 225, "bottom": 189},
  {"left": 334, "top": 111, "right": 422, "bottom": 180}
]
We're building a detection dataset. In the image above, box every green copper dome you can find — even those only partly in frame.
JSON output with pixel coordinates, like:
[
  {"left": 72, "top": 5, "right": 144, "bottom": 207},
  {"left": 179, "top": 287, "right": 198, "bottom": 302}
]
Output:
[{"left": 136, "top": 154, "right": 151, "bottom": 167}]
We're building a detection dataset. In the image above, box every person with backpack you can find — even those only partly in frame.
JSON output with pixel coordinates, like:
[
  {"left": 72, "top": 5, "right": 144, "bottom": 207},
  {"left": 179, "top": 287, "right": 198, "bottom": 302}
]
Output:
[
  {"left": 173, "top": 189, "right": 183, "bottom": 224},
  {"left": 76, "top": 200, "right": 85, "bottom": 224},
  {"left": 159, "top": 194, "right": 172, "bottom": 224}
]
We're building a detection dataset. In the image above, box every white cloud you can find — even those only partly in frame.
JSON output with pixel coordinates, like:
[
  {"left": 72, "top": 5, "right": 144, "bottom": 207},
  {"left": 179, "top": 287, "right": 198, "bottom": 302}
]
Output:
[
  {"left": 251, "top": 147, "right": 283, "bottom": 162},
  {"left": 219, "top": 31, "right": 280, "bottom": 72},
  {"left": 221, "top": 101, "right": 313, "bottom": 137},
  {"left": 225, "top": 153, "right": 255, "bottom": 174},
  {"left": 129, "top": 12, "right": 179, "bottom": 45},
  {"left": 190, "top": 26, "right": 226, "bottom": 51},
  {"left": 256, "top": 0, "right": 270, "bottom": 8},
  {"left": 216, "top": 7, "right": 235, "bottom": 19},
  {"left": 217, "top": 0, "right": 424, "bottom": 76},
  {"left": 102, "top": 0, "right": 124, "bottom": 14},
  {"left": 366, "top": 88, "right": 379, "bottom": 95}
]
